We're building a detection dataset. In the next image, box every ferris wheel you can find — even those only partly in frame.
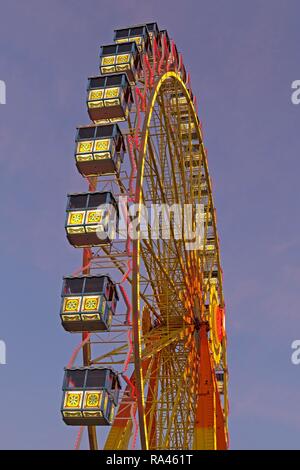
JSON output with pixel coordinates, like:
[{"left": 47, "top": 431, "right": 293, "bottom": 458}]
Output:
[{"left": 60, "top": 22, "right": 228, "bottom": 450}]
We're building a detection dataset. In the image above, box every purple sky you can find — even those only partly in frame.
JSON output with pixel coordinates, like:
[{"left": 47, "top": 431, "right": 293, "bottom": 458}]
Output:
[{"left": 0, "top": 0, "right": 299, "bottom": 449}]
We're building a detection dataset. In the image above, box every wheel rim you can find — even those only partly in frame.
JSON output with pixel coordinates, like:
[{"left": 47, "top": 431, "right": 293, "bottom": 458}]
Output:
[{"left": 131, "top": 71, "right": 227, "bottom": 449}]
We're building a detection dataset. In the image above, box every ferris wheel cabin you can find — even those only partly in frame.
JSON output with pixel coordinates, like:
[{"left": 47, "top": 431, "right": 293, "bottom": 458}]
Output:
[
  {"left": 87, "top": 74, "right": 133, "bottom": 124},
  {"left": 60, "top": 275, "right": 118, "bottom": 332},
  {"left": 75, "top": 124, "right": 125, "bottom": 177},
  {"left": 180, "top": 117, "right": 198, "bottom": 140},
  {"left": 216, "top": 371, "right": 225, "bottom": 394},
  {"left": 65, "top": 191, "right": 118, "bottom": 248},
  {"left": 61, "top": 367, "right": 121, "bottom": 426},
  {"left": 100, "top": 42, "right": 141, "bottom": 85},
  {"left": 183, "top": 143, "right": 202, "bottom": 169},
  {"left": 145, "top": 22, "right": 159, "bottom": 41},
  {"left": 114, "top": 24, "right": 152, "bottom": 54},
  {"left": 159, "top": 29, "right": 170, "bottom": 49}
]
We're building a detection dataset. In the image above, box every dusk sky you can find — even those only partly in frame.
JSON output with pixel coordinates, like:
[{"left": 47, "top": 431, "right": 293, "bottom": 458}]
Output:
[{"left": 0, "top": 0, "right": 300, "bottom": 449}]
